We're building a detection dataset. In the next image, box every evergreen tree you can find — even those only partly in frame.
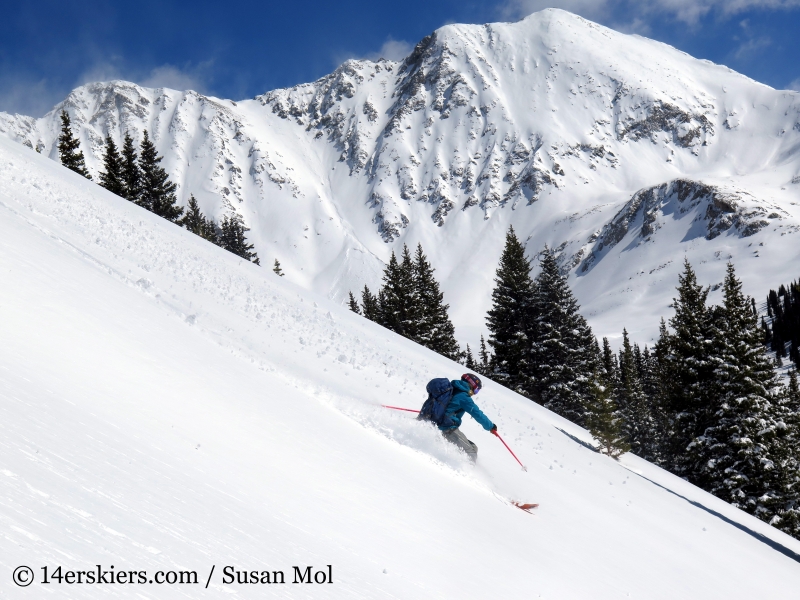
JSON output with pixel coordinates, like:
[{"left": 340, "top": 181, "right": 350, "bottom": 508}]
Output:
[
  {"left": 600, "top": 337, "right": 619, "bottom": 389},
  {"left": 640, "top": 345, "right": 667, "bottom": 464},
  {"left": 529, "top": 248, "right": 597, "bottom": 426},
  {"left": 180, "top": 194, "right": 205, "bottom": 233},
  {"left": 412, "top": 244, "right": 460, "bottom": 360},
  {"left": 348, "top": 291, "right": 361, "bottom": 314},
  {"left": 219, "top": 214, "right": 260, "bottom": 265},
  {"left": 765, "top": 369, "right": 800, "bottom": 539},
  {"left": 98, "top": 135, "right": 125, "bottom": 196},
  {"left": 486, "top": 226, "right": 536, "bottom": 397},
  {"left": 273, "top": 259, "right": 285, "bottom": 276},
  {"left": 378, "top": 247, "right": 419, "bottom": 339},
  {"left": 478, "top": 335, "right": 491, "bottom": 376},
  {"left": 121, "top": 132, "right": 142, "bottom": 203},
  {"left": 586, "top": 369, "right": 630, "bottom": 458},
  {"left": 617, "top": 329, "right": 653, "bottom": 458},
  {"left": 464, "top": 344, "right": 477, "bottom": 370},
  {"left": 57, "top": 111, "right": 91, "bottom": 179},
  {"left": 138, "top": 130, "right": 183, "bottom": 222},
  {"left": 360, "top": 285, "right": 380, "bottom": 322},
  {"left": 765, "top": 280, "right": 800, "bottom": 370},
  {"left": 789, "top": 369, "right": 800, "bottom": 406},
  {"left": 180, "top": 195, "right": 218, "bottom": 243},
  {"left": 660, "top": 259, "right": 714, "bottom": 479},
  {"left": 701, "top": 263, "right": 783, "bottom": 520}
]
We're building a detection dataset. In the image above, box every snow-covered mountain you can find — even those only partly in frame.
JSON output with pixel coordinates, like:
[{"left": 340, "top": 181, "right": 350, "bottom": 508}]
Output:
[
  {"left": 2, "top": 8, "right": 800, "bottom": 346},
  {"left": 2, "top": 133, "right": 800, "bottom": 599}
]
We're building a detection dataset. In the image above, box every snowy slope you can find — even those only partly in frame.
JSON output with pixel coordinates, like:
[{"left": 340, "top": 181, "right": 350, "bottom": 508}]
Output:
[
  {"left": 2, "top": 8, "right": 800, "bottom": 348},
  {"left": 2, "top": 134, "right": 800, "bottom": 598}
]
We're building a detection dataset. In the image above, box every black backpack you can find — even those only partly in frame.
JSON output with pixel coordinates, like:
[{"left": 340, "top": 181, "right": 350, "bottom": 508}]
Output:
[{"left": 418, "top": 378, "right": 455, "bottom": 428}]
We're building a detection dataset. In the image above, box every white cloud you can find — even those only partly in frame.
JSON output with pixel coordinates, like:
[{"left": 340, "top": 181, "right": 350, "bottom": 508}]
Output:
[
  {"left": 610, "top": 17, "right": 652, "bottom": 35},
  {"left": 789, "top": 78, "right": 800, "bottom": 91},
  {"left": 0, "top": 77, "right": 61, "bottom": 117},
  {"left": 77, "top": 61, "right": 212, "bottom": 93},
  {"left": 734, "top": 35, "right": 771, "bottom": 59},
  {"left": 139, "top": 64, "right": 210, "bottom": 92},
  {"left": 335, "top": 37, "right": 414, "bottom": 68},
  {"left": 500, "top": 0, "right": 611, "bottom": 21},
  {"left": 371, "top": 39, "right": 414, "bottom": 62},
  {"left": 500, "top": 0, "right": 800, "bottom": 26},
  {"left": 0, "top": 59, "right": 216, "bottom": 118}
]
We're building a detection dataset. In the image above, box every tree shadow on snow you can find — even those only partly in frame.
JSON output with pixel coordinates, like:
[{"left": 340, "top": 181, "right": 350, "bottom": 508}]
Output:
[
  {"left": 633, "top": 471, "right": 800, "bottom": 564},
  {"left": 553, "top": 428, "right": 800, "bottom": 564}
]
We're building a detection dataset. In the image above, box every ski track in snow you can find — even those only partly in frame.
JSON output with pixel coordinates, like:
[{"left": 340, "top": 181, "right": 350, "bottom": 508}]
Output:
[{"left": 1, "top": 119, "right": 800, "bottom": 597}]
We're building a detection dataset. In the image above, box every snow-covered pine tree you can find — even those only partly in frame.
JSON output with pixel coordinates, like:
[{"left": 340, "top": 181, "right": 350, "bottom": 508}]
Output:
[
  {"left": 600, "top": 337, "right": 619, "bottom": 389},
  {"left": 660, "top": 259, "right": 714, "bottom": 479},
  {"left": 633, "top": 342, "right": 644, "bottom": 379},
  {"left": 121, "top": 132, "right": 142, "bottom": 203},
  {"left": 138, "top": 130, "right": 183, "bottom": 222},
  {"left": 378, "top": 247, "right": 419, "bottom": 340},
  {"left": 649, "top": 319, "right": 674, "bottom": 467},
  {"left": 529, "top": 247, "right": 597, "bottom": 426},
  {"left": 486, "top": 226, "right": 536, "bottom": 397},
  {"left": 219, "top": 214, "right": 260, "bottom": 265},
  {"left": 98, "top": 135, "right": 125, "bottom": 196},
  {"left": 701, "top": 263, "right": 783, "bottom": 520},
  {"left": 765, "top": 281, "right": 800, "bottom": 369},
  {"left": 348, "top": 292, "right": 361, "bottom": 314},
  {"left": 790, "top": 369, "right": 800, "bottom": 405},
  {"left": 57, "top": 111, "right": 91, "bottom": 179},
  {"left": 586, "top": 368, "right": 629, "bottom": 458},
  {"left": 640, "top": 345, "right": 667, "bottom": 464},
  {"left": 617, "top": 329, "right": 653, "bottom": 458},
  {"left": 361, "top": 285, "right": 379, "bottom": 322},
  {"left": 273, "top": 259, "right": 284, "bottom": 276},
  {"left": 412, "top": 244, "right": 460, "bottom": 360},
  {"left": 763, "top": 369, "right": 800, "bottom": 539}
]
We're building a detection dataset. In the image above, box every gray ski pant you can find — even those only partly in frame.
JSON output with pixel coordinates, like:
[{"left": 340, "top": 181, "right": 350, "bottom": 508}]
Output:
[{"left": 442, "top": 428, "right": 478, "bottom": 462}]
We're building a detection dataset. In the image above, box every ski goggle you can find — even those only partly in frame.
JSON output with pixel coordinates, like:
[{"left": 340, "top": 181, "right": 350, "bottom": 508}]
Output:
[{"left": 462, "top": 374, "right": 482, "bottom": 394}]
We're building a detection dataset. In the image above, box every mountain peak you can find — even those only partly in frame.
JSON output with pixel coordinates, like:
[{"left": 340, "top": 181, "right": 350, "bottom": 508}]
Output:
[{"left": 1, "top": 11, "right": 799, "bottom": 347}]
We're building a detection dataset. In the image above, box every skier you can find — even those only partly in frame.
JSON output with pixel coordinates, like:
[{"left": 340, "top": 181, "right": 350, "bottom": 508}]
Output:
[{"left": 438, "top": 374, "right": 496, "bottom": 462}]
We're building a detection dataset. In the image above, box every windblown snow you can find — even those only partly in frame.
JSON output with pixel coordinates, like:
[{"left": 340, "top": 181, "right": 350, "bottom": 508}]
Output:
[
  {"left": 2, "top": 9, "right": 800, "bottom": 348},
  {"left": 1, "top": 131, "right": 800, "bottom": 597}
]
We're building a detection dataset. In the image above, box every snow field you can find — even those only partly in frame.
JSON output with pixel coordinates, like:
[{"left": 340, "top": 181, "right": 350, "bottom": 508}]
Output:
[{"left": 1, "top": 137, "right": 800, "bottom": 598}]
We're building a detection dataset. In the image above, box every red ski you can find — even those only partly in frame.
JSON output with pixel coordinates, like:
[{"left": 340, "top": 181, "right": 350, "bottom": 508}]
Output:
[{"left": 512, "top": 502, "right": 539, "bottom": 513}]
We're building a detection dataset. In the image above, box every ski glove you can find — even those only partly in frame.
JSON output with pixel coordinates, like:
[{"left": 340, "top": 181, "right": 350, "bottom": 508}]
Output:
[{"left": 491, "top": 425, "right": 497, "bottom": 433}]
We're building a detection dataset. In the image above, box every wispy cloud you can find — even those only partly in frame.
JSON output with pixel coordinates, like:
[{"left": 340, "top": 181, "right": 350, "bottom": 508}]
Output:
[
  {"left": 500, "top": 0, "right": 610, "bottom": 21},
  {"left": 500, "top": 0, "right": 800, "bottom": 26},
  {"left": 334, "top": 37, "right": 414, "bottom": 68},
  {"left": 1, "top": 59, "right": 215, "bottom": 117},
  {"left": 731, "top": 17, "right": 772, "bottom": 60},
  {"left": 78, "top": 60, "right": 213, "bottom": 93},
  {"left": 733, "top": 34, "right": 771, "bottom": 58},
  {"left": 0, "top": 76, "right": 61, "bottom": 117},
  {"left": 789, "top": 78, "right": 800, "bottom": 91},
  {"left": 0, "top": 56, "right": 212, "bottom": 117},
  {"left": 369, "top": 39, "right": 414, "bottom": 62}
]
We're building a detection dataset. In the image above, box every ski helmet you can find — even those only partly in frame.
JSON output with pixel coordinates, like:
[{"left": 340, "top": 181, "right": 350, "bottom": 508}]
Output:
[{"left": 462, "top": 373, "right": 482, "bottom": 394}]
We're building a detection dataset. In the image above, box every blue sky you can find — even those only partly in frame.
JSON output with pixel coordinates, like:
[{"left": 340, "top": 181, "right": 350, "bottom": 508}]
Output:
[{"left": 1, "top": 0, "right": 799, "bottom": 116}]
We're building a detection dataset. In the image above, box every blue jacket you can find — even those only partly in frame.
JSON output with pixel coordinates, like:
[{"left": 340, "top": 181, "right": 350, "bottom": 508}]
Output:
[{"left": 440, "top": 380, "right": 495, "bottom": 432}]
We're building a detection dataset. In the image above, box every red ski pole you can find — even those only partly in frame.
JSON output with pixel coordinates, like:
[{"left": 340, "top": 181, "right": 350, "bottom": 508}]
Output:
[
  {"left": 492, "top": 430, "right": 527, "bottom": 471},
  {"left": 381, "top": 405, "right": 420, "bottom": 413}
]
